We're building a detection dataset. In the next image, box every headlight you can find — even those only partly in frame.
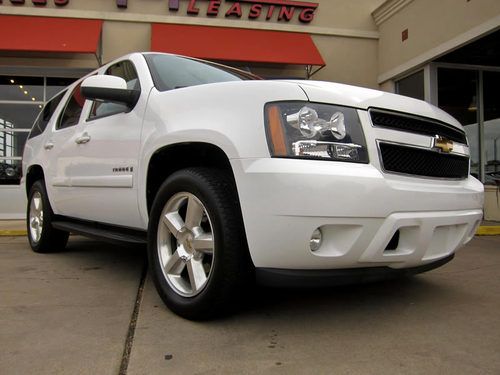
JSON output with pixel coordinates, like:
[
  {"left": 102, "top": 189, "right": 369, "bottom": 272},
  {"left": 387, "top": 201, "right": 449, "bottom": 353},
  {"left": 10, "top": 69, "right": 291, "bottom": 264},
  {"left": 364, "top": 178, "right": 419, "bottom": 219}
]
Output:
[{"left": 265, "top": 102, "right": 368, "bottom": 163}]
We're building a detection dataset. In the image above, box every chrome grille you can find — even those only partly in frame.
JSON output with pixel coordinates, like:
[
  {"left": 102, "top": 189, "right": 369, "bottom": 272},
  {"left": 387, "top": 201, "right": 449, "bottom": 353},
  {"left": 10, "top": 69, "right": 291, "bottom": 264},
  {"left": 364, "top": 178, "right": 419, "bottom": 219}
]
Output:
[{"left": 379, "top": 142, "right": 469, "bottom": 179}]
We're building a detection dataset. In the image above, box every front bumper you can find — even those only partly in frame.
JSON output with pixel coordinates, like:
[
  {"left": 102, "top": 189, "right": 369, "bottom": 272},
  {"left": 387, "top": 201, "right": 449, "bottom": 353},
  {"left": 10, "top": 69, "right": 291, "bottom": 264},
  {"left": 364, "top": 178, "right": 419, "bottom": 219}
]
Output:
[
  {"left": 256, "top": 254, "right": 454, "bottom": 287},
  {"left": 231, "top": 158, "right": 483, "bottom": 270}
]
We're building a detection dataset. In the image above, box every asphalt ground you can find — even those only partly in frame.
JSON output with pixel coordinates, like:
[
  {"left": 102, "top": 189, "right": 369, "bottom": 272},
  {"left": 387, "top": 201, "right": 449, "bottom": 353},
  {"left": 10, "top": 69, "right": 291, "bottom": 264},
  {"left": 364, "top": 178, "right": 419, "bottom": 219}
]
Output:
[{"left": 1, "top": 235, "right": 499, "bottom": 375}]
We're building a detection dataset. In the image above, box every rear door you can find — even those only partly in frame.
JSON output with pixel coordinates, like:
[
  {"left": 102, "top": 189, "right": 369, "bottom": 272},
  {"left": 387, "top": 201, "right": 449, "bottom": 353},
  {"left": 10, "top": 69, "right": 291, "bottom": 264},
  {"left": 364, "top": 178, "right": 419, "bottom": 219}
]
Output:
[{"left": 43, "top": 82, "right": 87, "bottom": 216}]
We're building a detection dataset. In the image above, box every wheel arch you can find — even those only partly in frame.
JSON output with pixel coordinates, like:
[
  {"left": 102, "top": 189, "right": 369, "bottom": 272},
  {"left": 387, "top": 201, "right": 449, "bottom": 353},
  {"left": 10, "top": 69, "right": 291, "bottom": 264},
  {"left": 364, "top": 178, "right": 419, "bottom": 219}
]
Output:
[
  {"left": 145, "top": 142, "right": 237, "bottom": 214},
  {"left": 25, "top": 165, "right": 45, "bottom": 196}
]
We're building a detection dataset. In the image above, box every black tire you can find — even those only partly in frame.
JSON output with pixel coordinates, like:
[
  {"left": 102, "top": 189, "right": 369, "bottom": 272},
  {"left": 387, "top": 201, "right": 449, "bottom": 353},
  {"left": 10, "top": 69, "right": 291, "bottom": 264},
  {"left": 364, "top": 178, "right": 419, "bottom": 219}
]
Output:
[
  {"left": 27, "top": 180, "right": 69, "bottom": 253},
  {"left": 148, "top": 167, "right": 253, "bottom": 320}
]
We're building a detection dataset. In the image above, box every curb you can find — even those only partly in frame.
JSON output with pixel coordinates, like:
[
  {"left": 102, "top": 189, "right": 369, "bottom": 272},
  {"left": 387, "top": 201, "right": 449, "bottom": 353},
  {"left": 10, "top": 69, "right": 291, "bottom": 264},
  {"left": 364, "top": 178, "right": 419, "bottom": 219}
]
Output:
[
  {"left": 0, "top": 230, "right": 27, "bottom": 237},
  {"left": 1, "top": 226, "right": 500, "bottom": 237},
  {"left": 476, "top": 226, "right": 500, "bottom": 236}
]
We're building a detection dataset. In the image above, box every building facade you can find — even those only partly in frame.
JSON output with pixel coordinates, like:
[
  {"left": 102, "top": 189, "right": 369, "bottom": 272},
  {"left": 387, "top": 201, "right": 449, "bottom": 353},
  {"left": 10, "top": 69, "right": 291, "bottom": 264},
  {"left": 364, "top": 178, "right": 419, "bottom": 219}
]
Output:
[{"left": 0, "top": 0, "right": 499, "bottom": 219}]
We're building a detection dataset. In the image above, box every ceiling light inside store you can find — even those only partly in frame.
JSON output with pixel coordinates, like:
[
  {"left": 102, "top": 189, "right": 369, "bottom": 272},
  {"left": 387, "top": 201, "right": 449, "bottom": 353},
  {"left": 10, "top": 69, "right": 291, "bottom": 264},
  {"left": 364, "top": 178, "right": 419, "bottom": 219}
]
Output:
[
  {"left": 24, "top": 91, "right": 28, "bottom": 95},
  {"left": 468, "top": 95, "right": 477, "bottom": 112},
  {"left": 10, "top": 79, "right": 14, "bottom": 84}
]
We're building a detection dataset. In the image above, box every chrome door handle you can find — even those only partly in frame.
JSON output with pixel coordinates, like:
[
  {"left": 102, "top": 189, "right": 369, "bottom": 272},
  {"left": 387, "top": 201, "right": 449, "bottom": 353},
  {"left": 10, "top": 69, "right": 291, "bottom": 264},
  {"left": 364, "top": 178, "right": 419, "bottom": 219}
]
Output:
[
  {"left": 44, "top": 141, "right": 54, "bottom": 150},
  {"left": 75, "top": 133, "right": 91, "bottom": 144}
]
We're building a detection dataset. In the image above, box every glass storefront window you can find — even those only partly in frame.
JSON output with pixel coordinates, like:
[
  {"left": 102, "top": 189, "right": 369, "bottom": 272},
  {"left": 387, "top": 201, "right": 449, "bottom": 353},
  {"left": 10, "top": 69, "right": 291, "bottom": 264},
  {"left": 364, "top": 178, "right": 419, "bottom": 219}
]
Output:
[
  {"left": 0, "top": 103, "right": 42, "bottom": 130},
  {"left": 0, "top": 76, "right": 44, "bottom": 102},
  {"left": 46, "top": 77, "right": 79, "bottom": 100},
  {"left": 0, "top": 129, "right": 29, "bottom": 159},
  {"left": 483, "top": 71, "right": 500, "bottom": 184},
  {"left": 396, "top": 70, "right": 425, "bottom": 100},
  {"left": 0, "top": 159, "right": 22, "bottom": 185},
  {"left": 0, "top": 74, "right": 77, "bottom": 185},
  {"left": 437, "top": 68, "right": 480, "bottom": 179}
]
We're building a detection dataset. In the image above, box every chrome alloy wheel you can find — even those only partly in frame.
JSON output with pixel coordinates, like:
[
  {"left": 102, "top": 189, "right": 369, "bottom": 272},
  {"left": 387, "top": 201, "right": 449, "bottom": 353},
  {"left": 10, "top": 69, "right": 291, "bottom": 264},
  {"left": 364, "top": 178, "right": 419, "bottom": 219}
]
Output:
[
  {"left": 157, "top": 192, "right": 215, "bottom": 297},
  {"left": 29, "top": 191, "right": 44, "bottom": 243}
]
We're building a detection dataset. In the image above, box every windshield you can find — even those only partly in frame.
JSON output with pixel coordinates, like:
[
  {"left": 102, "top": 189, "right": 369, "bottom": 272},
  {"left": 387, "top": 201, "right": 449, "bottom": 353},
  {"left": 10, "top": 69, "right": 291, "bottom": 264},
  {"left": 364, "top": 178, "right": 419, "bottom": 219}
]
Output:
[{"left": 144, "top": 54, "right": 260, "bottom": 92}]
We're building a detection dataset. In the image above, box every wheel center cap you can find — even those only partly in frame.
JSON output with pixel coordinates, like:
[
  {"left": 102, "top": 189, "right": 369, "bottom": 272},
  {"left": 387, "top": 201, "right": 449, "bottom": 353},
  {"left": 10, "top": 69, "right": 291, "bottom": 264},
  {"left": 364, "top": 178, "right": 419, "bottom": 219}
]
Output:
[{"left": 178, "top": 228, "right": 195, "bottom": 253}]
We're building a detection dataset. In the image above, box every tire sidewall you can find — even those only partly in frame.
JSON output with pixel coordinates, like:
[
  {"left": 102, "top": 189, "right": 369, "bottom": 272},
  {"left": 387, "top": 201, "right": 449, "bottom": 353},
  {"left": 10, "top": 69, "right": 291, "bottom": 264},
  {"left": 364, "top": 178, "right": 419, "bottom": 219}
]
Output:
[
  {"left": 148, "top": 169, "right": 239, "bottom": 319},
  {"left": 27, "top": 181, "right": 49, "bottom": 251},
  {"left": 27, "top": 180, "right": 68, "bottom": 253}
]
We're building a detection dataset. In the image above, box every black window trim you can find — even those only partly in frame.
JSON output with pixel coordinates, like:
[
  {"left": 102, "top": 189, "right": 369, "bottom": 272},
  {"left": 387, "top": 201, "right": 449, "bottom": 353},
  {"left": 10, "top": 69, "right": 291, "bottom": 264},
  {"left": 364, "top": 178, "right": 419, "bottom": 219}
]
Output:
[
  {"left": 56, "top": 82, "right": 85, "bottom": 131},
  {"left": 28, "top": 89, "right": 67, "bottom": 139}
]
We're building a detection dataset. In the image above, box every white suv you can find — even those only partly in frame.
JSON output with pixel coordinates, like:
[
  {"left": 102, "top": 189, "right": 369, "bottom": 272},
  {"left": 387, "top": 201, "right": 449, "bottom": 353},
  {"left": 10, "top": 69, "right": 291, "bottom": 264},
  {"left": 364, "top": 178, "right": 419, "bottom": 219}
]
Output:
[{"left": 23, "top": 53, "right": 484, "bottom": 319}]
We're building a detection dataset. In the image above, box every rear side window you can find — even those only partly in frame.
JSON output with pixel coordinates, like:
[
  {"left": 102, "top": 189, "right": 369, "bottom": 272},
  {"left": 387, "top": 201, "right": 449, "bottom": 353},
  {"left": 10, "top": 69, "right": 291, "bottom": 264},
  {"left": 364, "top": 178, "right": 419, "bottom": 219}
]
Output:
[
  {"left": 29, "top": 90, "right": 65, "bottom": 139},
  {"left": 57, "top": 82, "right": 85, "bottom": 130}
]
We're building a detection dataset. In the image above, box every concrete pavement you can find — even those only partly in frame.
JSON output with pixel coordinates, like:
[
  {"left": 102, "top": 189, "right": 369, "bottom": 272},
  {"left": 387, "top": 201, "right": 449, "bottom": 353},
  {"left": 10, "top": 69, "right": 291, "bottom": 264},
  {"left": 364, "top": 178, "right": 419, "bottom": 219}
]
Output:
[
  {"left": 1, "top": 235, "right": 500, "bottom": 374},
  {"left": 0, "top": 236, "right": 145, "bottom": 375}
]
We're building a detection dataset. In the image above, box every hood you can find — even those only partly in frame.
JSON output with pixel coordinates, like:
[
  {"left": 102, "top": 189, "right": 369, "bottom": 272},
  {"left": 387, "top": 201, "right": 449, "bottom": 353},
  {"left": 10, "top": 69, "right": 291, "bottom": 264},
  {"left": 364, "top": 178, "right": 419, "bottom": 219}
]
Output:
[{"left": 283, "top": 80, "right": 462, "bottom": 129}]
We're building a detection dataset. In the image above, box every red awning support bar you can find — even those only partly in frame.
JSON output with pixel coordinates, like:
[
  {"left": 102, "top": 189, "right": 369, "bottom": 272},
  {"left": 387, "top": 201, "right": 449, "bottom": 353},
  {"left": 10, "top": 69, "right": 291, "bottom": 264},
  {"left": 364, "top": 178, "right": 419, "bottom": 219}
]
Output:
[
  {"left": 95, "top": 31, "right": 103, "bottom": 66},
  {"left": 306, "top": 64, "right": 325, "bottom": 79}
]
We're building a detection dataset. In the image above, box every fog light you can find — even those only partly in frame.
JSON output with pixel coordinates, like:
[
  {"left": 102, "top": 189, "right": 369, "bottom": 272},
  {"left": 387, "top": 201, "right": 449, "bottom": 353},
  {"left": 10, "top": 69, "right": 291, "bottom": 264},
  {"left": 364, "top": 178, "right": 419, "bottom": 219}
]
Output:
[{"left": 310, "top": 228, "right": 323, "bottom": 251}]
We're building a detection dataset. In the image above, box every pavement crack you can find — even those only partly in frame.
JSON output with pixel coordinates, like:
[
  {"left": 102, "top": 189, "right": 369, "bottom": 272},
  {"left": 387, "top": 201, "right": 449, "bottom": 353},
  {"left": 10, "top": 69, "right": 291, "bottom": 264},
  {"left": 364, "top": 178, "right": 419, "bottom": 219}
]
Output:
[{"left": 118, "top": 261, "right": 147, "bottom": 375}]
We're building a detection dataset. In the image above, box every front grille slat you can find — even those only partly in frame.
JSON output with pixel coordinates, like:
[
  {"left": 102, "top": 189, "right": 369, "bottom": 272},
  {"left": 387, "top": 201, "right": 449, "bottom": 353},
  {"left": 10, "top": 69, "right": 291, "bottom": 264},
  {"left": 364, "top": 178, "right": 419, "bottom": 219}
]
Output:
[
  {"left": 370, "top": 109, "right": 467, "bottom": 144},
  {"left": 379, "top": 143, "right": 469, "bottom": 179}
]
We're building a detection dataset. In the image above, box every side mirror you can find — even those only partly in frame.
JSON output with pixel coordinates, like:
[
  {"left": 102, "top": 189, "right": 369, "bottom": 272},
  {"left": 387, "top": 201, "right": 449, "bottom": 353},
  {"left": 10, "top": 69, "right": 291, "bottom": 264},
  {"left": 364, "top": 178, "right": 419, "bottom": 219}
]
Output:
[{"left": 80, "top": 75, "right": 140, "bottom": 108}]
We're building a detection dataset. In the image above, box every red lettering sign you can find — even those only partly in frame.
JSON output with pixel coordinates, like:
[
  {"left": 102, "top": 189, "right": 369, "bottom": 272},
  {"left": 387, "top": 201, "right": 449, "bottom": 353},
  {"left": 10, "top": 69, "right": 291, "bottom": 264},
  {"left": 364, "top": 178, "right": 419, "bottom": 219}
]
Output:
[
  {"left": 2, "top": 0, "right": 319, "bottom": 23},
  {"left": 299, "top": 7, "right": 315, "bottom": 23},
  {"left": 8, "top": 0, "right": 69, "bottom": 4},
  {"left": 278, "top": 6, "right": 294, "bottom": 21},
  {"left": 207, "top": 0, "right": 221, "bottom": 16},
  {"left": 248, "top": 4, "right": 262, "bottom": 19},
  {"left": 187, "top": 0, "right": 200, "bottom": 14},
  {"left": 168, "top": 0, "right": 318, "bottom": 23},
  {"left": 266, "top": 5, "right": 275, "bottom": 20},
  {"left": 225, "top": 2, "right": 242, "bottom": 18}
]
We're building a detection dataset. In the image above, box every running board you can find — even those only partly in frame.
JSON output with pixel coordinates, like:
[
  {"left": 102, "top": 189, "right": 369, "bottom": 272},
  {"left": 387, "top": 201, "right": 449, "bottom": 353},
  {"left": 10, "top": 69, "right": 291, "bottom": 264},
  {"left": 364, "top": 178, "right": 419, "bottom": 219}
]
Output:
[{"left": 52, "top": 219, "right": 147, "bottom": 245}]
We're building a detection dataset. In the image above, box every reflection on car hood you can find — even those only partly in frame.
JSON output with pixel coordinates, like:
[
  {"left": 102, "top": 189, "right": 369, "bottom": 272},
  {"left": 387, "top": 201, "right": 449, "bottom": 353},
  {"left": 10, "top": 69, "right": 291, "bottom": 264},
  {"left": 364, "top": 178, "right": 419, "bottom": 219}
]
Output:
[{"left": 281, "top": 80, "right": 462, "bottom": 129}]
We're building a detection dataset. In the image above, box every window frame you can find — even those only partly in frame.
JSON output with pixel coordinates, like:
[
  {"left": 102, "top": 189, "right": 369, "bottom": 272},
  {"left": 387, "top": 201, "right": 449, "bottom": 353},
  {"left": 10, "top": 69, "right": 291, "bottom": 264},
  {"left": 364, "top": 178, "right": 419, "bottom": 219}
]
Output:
[
  {"left": 56, "top": 81, "right": 85, "bottom": 131},
  {"left": 432, "top": 62, "right": 500, "bottom": 184},
  {"left": 29, "top": 89, "right": 67, "bottom": 139},
  {"left": 87, "top": 59, "right": 141, "bottom": 122}
]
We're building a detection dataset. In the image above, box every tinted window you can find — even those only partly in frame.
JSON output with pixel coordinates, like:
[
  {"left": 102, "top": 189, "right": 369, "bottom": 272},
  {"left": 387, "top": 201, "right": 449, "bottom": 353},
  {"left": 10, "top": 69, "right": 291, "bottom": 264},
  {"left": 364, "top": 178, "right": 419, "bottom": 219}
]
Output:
[
  {"left": 144, "top": 54, "right": 260, "bottom": 92},
  {"left": 89, "top": 60, "right": 140, "bottom": 120},
  {"left": 57, "top": 82, "right": 84, "bottom": 130},
  {"left": 29, "top": 91, "right": 65, "bottom": 139},
  {"left": 438, "top": 68, "right": 479, "bottom": 178}
]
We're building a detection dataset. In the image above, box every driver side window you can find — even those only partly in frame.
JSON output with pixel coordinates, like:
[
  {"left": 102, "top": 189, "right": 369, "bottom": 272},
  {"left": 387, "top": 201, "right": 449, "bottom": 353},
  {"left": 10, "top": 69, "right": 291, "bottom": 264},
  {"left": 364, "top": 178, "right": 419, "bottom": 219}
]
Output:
[{"left": 88, "top": 60, "right": 140, "bottom": 120}]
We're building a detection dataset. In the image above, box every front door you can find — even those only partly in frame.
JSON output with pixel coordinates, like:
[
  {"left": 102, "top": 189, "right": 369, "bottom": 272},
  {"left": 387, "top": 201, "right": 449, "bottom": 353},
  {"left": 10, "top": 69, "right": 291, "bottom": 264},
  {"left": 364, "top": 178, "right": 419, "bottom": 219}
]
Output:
[{"left": 67, "top": 60, "right": 145, "bottom": 229}]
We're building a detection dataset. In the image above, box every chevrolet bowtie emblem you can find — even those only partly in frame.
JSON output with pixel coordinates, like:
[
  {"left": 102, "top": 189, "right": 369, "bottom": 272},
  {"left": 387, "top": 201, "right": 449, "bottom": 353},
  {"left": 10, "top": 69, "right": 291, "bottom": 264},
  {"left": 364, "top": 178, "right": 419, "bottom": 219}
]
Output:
[{"left": 433, "top": 135, "right": 454, "bottom": 153}]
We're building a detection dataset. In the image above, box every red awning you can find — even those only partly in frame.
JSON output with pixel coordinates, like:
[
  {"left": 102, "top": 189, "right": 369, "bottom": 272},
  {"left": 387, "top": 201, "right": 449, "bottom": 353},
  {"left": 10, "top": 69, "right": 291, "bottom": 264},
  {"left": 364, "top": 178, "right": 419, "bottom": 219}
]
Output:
[
  {"left": 0, "top": 15, "right": 102, "bottom": 54},
  {"left": 151, "top": 24, "right": 325, "bottom": 66}
]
